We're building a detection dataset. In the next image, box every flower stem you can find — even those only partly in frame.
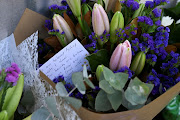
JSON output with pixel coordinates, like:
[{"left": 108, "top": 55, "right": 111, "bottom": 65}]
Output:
[
  {"left": 110, "top": 44, "right": 115, "bottom": 53},
  {"left": 77, "top": 17, "right": 85, "bottom": 34},
  {"left": 67, "top": 87, "right": 77, "bottom": 97}
]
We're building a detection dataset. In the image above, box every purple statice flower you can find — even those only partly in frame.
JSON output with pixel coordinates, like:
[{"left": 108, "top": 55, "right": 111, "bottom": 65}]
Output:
[
  {"left": 139, "top": 42, "right": 147, "bottom": 52},
  {"left": 137, "top": 16, "right": 145, "bottom": 22},
  {"left": 155, "top": 20, "right": 161, "bottom": 26},
  {"left": 5, "top": 63, "right": 21, "bottom": 84},
  {"left": 152, "top": 8, "right": 162, "bottom": 18},
  {"left": 131, "top": 38, "right": 139, "bottom": 56},
  {"left": 81, "top": 0, "right": 86, "bottom": 3},
  {"left": 176, "top": 77, "right": 180, "bottom": 83},
  {"left": 144, "top": 17, "right": 153, "bottom": 26},
  {"left": 84, "top": 32, "right": 97, "bottom": 51},
  {"left": 114, "top": 66, "right": 134, "bottom": 79},
  {"left": 125, "top": 26, "right": 131, "bottom": 30},
  {"left": 145, "top": 1, "right": 154, "bottom": 8},
  {"left": 45, "top": 20, "right": 53, "bottom": 30},
  {"left": 49, "top": 4, "right": 67, "bottom": 11},
  {"left": 38, "top": 43, "right": 51, "bottom": 55},
  {"left": 138, "top": 16, "right": 153, "bottom": 26},
  {"left": 160, "top": 51, "right": 180, "bottom": 76},
  {"left": 146, "top": 54, "right": 157, "bottom": 62},
  {"left": 146, "top": 69, "right": 161, "bottom": 95},
  {"left": 61, "top": 0, "right": 67, "bottom": 4},
  {"left": 130, "top": 31, "right": 136, "bottom": 35},
  {"left": 132, "top": 38, "right": 139, "bottom": 44},
  {"left": 53, "top": 75, "right": 64, "bottom": 84},
  {"left": 121, "top": 0, "right": 139, "bottom": 11},
  {"left": 154, "top": 0, "right": 161, "bottom": 5},
  {"left": 75, "top": 92, "right": 84, "bottom": 99}
]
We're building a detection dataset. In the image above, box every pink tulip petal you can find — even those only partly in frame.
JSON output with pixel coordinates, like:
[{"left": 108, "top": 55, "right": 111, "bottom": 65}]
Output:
[
  {"left": 110, "top": 44, "right": 122, "bottom": 71},
  {"left": 92, "top": 3, "right": 105, "bottom": 36},
  {"left": 98, "top": 4, "right": 110, "bottom": 33},
  {"left": 57, "top": 15, "right": 74, "bottom": 43}
]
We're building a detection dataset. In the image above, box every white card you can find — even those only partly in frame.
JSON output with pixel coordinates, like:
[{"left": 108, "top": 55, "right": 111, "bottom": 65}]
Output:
[{"left": 39, "top": 39, "right": 90, "bottom": 84}]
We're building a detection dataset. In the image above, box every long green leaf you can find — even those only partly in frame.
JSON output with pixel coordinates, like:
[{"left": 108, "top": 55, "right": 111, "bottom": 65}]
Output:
[{"left": 2, "top": 74, "right": 24, "bottom": 119}]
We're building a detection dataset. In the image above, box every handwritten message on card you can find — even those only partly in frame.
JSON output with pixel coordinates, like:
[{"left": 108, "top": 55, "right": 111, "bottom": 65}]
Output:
[{"left": 39, "top": 39, "right": 90, "bottom": 84}]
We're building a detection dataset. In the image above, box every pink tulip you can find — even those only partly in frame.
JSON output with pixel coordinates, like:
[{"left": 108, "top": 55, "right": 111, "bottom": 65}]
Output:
[
  {"left": 92, "top": 3, "right": 110, "bottom": 36},
  {"left": 53, "top": 14, "right": 74, "bottom": 45},
  {"left": 110, "top": 40, "right": 132, "bottom": 71}
]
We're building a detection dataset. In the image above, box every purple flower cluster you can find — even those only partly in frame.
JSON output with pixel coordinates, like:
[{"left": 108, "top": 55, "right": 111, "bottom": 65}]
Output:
[
  {"left": 45, "top": 20, "right": 53, "bottom": 30},
  {"left": 147, "top": 51, "right": 180, "bottom": 95},
  {"left": 137, "top": 16, "right": 153, "bottom": 26},
  {"left": 38, "top": 43, "right": 51, "bottom": 55},
  {"left": 121, "top": 0, "right": 139, "bottom": 11},
  {"left": 146, "top": 54, "right": 157, "bottom": 66},
  {"left": 145, "top": 0, "right": 170, "bottom": 8},
  {"left": 5, "top": 63, "right": 21, "bottom": 84},
  {"left": 100, "top": 30, "right": 110, "bottom": 42},
  {"left": 114, "top": 66, "right": 135, "bottom": 79},
  {"left": 161, "top": 51, "right": 180, "bottom": 76},
  {"left": 84, "top": 32, "right": 97, "bottom": 51},
  {"left": 131, "top": 38, "right": 139, "bottom": 56},
  {"left": 53, "top": 75, "right": 65, "bottom": 83},
  {"left": 155, "top": 20, "right": 161, "bottom": 26},
  {"left": 49, "top": 4, "right": 67, "bottom": 11},
  {"left": 116, "top": 25, "right": 137, "bottom": 42},
  {"left": 152, "top": 8, "right": 162, "bottom": 18}
]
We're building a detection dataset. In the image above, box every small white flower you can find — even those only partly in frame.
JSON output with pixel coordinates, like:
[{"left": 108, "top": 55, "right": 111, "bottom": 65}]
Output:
[
  {"left": 176, "top": 19, "right": 180, "bottom": 24},
  {"left": 161, "top": 16, "right": 174, "bottom": 27}
]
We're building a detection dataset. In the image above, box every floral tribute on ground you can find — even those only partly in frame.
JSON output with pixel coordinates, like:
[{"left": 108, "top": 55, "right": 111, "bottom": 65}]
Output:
[{"left": 37, "top": 0, "right": 180, "bottom": 114}]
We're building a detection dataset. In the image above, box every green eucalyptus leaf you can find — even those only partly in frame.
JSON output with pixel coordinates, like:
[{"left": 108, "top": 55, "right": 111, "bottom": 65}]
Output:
[
  {"left": 84, "top": 78, "right": 95, "bottom": 89},
  {"left": 86, "top": 49, "right": 110, "bottom": 72},
  {"left": 114, "top": 72, "right": 128, "bottom": 89},
  {"left": 45, "top": 97, "right": 60, "bottom": 118},
  {"left": 103, "top": 67, "right": 115, "bottom": 82},
  {"left": 124, "top": 77, "right": 154, "bottom": 106},
  {"left": 99, "top": 80, "right": 115, "bottom": 94},
  {"left": 72, "top": 72, "right": 86, "bottom": 94},
  {"left": 55, "top": 82, "right": 68, "bottom": 97},
  {"left": 64, "top": 97, "right": 82, "bottom": 109},
  {"left": 122, "top": 95, "right": 144, "bottom": 110},
  {"left": 95, "top": 90, "right": 112, "bottom": 112},
  {"left": 31, "top": 107, "right": 53, "bottom": 120},
  {"left": 107, "top": 90, "right": 123, "bottom": 111}
]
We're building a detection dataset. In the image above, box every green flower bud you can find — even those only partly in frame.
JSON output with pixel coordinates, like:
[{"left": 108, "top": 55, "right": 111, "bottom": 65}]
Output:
[
  {"left": 66, "top": 0, "right": 81, "bottom": 17},
  {"left": 110, "top": 11, "right": 124, "bottom": 44},
  {"left": 130, "top": 51, "right": 146, "bottom": 75},
  {"left": 96, "top": 65, "right": 104, "bottom": 81},
  {"left": 132, "top": 3, "right": 145, "bottom": 19},
  {"left": 0, "top": 110, "right": 8, "bottom": 120}
]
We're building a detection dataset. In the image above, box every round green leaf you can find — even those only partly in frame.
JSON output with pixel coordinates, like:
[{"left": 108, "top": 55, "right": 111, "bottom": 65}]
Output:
[
  {"left": 72, "top": 72, "right": 86, "bottom": 94},
  {"left": 95, "top": 90, "right": 112, "bottom": 111}
]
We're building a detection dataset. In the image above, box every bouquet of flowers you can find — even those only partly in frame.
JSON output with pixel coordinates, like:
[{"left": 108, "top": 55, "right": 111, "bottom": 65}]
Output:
[
  {"left": 0, "top": 63, "right": 23, "bottom": 120},
  {"left": 31, "top": 0, "right": 180, "bottom": 119}
]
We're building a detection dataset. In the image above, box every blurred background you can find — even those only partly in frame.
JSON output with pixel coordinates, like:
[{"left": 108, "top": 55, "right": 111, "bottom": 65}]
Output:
[{"left": 0, "top": 0, "right": 178, "bottom": 40}]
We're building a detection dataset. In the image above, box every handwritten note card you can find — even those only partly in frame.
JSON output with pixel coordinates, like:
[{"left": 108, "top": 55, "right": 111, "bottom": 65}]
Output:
[{"left": 40, "top": 39, "right": 90, "bottom": 84}]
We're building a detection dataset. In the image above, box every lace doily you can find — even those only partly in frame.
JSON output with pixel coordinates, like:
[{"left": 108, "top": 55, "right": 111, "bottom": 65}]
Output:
[{"left": 15, "top": 31, "right": 80, "bottom": 120}]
